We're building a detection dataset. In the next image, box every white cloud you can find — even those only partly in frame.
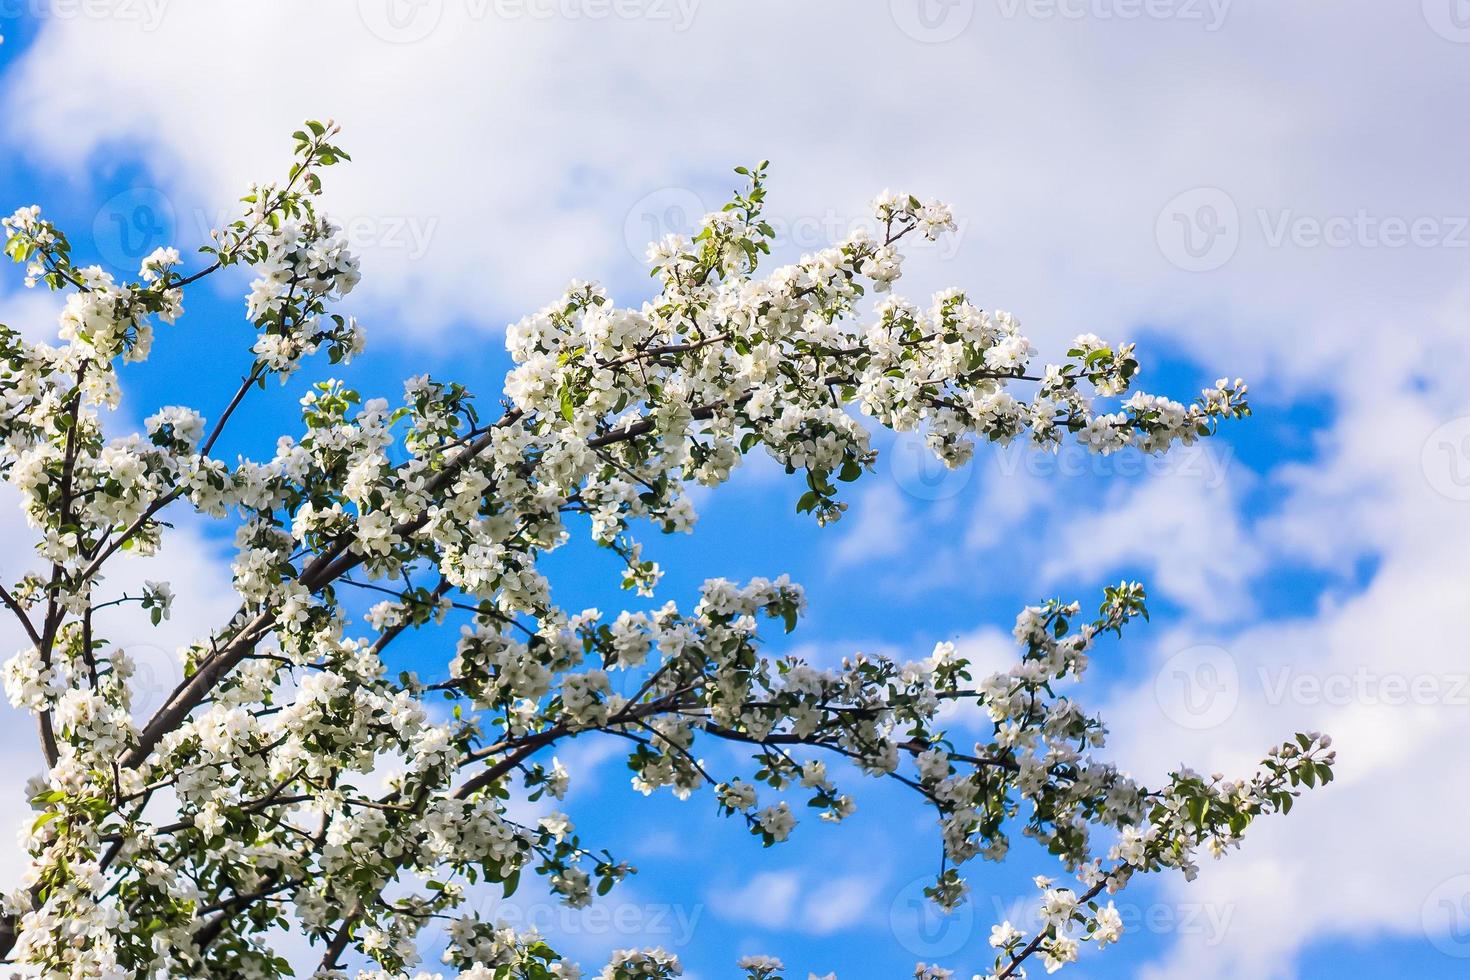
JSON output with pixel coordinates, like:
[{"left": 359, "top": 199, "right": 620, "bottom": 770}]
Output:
[
  {"left": 6, "top": 2, "right": 1465, "bottom": 374},
  {"left": 710, "top": 871, "right": 801, "bottom": 931},
  {"left": 1038, "top": 472, "right": 1263, "bottom": 623},
  {"left": 964, "top": 455, "right": 1054, "bottom": 554},
  {"left": 8, "top": 4, "right": 1470, "bottom": 976},
  {"left": 0, "top": 283, "right": 63, "bottom": 343},
  {"left": 1105, "top": 374, "right": 1470, "bottom": 978},
  {"left": 797, "top": 873, "right": 884, "bottom": 936},
  {"left": 0, "top": 485, "right": 241, "bottom": 886},
  {"left": 935, "top": 625, "right": 1021, "bottom": 733},
  {"left": 709, "top": 868, "right": 883, "bottom": 937},
  {"left": 831, "top": 481, "right": 917, "bottom": 568}
]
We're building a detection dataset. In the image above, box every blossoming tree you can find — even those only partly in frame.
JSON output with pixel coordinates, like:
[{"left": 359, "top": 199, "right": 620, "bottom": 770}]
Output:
[{"left": 0, "top": 123, "right": 1333, "bottom": 980}]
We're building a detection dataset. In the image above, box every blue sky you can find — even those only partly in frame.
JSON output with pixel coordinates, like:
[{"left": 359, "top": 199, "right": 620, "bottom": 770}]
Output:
[{"left": 1, "top": 3, "right": 1469, "bottom": 978}]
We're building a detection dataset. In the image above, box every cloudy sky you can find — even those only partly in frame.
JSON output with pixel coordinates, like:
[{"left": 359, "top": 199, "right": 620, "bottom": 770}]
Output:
[{"left": 1, "top": 1, "right": 1469, "bottom": 977}]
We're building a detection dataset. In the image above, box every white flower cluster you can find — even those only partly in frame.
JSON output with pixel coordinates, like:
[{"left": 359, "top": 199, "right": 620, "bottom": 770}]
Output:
[
  {"left": 980, "top": 730, "right": 1334, "bottom": 979},
  {"left": 0, "top": 127, "right": 1327, "bottom": 980}
]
